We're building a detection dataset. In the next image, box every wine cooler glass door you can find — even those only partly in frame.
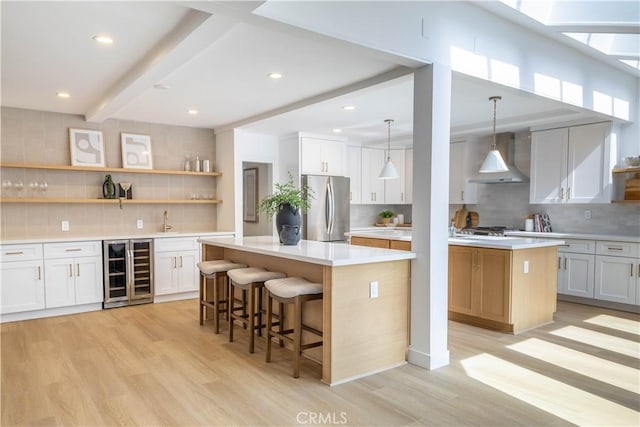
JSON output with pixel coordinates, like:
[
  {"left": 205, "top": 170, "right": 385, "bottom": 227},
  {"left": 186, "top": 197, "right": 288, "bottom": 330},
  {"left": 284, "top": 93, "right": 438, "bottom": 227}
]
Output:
[
  {"left": 103, "top": 241, "right": 129, "bottom": 305},
  {"left": 130, "top": 240, "right": 153, "bottom": 301}
]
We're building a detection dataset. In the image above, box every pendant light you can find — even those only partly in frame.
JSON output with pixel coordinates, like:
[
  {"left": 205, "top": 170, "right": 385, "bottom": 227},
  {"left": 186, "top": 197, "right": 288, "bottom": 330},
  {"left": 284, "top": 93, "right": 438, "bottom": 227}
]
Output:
[
  {"left": 379, "top": 119, "right": 399, "bottom": 179},
  {"left": 479, "top": 96, "right": 509, "bottom": 173}
]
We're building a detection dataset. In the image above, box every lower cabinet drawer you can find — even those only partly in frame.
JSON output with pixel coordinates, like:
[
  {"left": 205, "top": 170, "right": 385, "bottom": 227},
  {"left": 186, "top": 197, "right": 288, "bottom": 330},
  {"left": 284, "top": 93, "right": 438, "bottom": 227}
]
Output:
[
  {"left": 0, "top": 244, "right": 43, "bottom": 262},
  {"left": 44, "top": 241, "right": 102, "bottom": 259},
  {"left": 596, "top": 241, "right": 639, "bottom": 258}
]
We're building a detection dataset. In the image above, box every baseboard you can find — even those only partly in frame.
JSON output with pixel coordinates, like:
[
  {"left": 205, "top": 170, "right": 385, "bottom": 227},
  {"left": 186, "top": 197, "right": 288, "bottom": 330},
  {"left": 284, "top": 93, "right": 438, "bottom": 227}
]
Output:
[
  {"left": 153, "top": 291, "right": 198, "bottom": 303},
  {"left": 557, "top": 295, "right": 639, "bottom": 313},
  {"left": 407, "top": 346, "right": 450, "bottom": 370},
  {"left": 1, "top": 303, "right": 103, "bottom": 323}
]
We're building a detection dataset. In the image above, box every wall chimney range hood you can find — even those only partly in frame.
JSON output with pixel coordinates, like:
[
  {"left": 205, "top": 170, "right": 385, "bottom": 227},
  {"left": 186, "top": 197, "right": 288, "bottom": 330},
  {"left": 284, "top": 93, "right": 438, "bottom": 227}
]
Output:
[{"left": 469, "top": 133, "right": 529, "bottom": 184}]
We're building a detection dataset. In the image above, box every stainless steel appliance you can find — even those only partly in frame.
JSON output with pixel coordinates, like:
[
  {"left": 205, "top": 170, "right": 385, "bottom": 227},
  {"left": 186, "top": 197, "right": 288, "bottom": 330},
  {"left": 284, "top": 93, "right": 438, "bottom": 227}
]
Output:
[
  {"left": 458, "top": 226, "right": 508, "bottom": 237},
  {"left": 302, "top": 175, "right": 350, "bottom": 242},
  {"left": 103, "top": 239, "right": 154, "bottom": 308}
]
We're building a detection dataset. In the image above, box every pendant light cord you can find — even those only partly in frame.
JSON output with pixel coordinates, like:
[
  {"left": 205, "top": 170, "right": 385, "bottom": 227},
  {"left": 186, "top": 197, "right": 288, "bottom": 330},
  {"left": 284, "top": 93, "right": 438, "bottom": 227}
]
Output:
[
  {"left": 489, "top": 96, "right": 501, "bottom": 150},
  {"left": 385, "top": 118, "right": 393, "bottom": 161}
]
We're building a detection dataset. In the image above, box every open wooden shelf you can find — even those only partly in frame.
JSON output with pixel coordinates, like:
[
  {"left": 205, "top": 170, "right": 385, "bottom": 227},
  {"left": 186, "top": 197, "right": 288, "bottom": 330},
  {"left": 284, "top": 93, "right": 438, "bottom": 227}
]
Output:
[
  {"left": 612, "top": 166, "right": 640, "bottom": 174},
  {"left": 0, "top": 162, "right": 221, "bottom": 177},
  {"left": 1, "top": 198, "right": 221, "bottom": 205}
]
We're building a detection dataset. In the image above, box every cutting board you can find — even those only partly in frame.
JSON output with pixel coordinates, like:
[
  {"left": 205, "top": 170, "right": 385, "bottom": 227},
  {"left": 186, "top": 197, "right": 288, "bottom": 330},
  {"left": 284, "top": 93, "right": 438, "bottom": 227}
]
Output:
[
  {"left": 453, "top": 205, "right": 468, "bottom": 229},
  {"left": 624, "top": 173, "right": 640, "bottom": 200},
  {"left": 468, "top": 211, "right": 479, "bottom": 228}
]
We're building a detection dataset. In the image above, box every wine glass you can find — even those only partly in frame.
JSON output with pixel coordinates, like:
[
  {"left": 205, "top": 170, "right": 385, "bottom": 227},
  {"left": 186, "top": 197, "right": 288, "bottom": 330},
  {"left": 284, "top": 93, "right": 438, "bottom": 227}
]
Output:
[
  {"left": 1, "top": 180, "right": 12, "bottom": 197},
  {"left": 120, "top": 182, "right": 131, "bottom": 200},
  {"left": 29, "top": 181, "right": 39, "bottom": 197},
  {"left": 39, "top": 181, "right": 48, "bottom": 195},
  {"left": 13, "top": 180, "right": 24, "bottom": 197}
]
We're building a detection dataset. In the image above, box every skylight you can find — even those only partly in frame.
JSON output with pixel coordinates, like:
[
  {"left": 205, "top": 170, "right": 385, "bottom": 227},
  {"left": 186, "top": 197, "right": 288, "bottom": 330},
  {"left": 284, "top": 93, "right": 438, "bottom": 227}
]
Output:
[{"left": 499, "top": 0, "right": 640, "bottom": 71}]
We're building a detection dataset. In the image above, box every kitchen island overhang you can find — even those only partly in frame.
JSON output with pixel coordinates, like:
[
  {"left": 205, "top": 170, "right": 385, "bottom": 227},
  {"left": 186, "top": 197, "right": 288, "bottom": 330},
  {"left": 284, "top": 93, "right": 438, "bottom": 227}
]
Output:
[{"left": 198, "top": 236, "right": 416, "bottom": 385}]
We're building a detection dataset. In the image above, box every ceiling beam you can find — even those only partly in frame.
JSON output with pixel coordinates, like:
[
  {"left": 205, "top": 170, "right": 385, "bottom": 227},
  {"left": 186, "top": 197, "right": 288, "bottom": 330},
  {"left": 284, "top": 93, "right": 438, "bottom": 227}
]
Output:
[
  {"left": 547, "top": 23, "right": 640, "bottom": 34},
  {"left": 85, "top": 9, "right": 238, "bottom": 123}
]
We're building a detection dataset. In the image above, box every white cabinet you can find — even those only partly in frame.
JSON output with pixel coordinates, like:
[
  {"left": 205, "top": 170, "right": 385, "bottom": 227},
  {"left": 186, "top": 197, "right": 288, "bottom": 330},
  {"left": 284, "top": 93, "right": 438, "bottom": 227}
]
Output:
[
  {"left": 300, "top": 137, "right": 346, "bottom": 176},
  {"left": 594, "top": 241, "right": 640, "bottom": 305},
  {"left": 43, "top": 241, "right": 103, "bottom": 308},
  {"left": 557, "top": 239, "right": 596, "bottom": 298},
  {"left": 384, "top": 149, "right": 406, "bottom": 204},
  {"left": 154, "top": 237, "right": 200, "bottom": 296},
  {"left": 0, "top": 244, "right": 45, "bottom": 314},
  {"left": 361, "top": 147, "right": 386, "bottom": 204},
  {"left": 405, "top": 148, "right": 413, "bottom": 204},
  {"left": 530, "top": 122, "right": 612, "bottom": 204},
  {"left": 449, "top": 141, "right": 478, "bottom": 204},
  {"left": 346, "top": 146, "right": 362, "bottom": 204}
]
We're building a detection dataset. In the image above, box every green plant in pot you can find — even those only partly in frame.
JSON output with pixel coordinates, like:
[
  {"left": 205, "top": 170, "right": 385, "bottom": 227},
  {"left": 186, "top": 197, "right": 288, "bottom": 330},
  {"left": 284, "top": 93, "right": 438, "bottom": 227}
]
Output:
[
  {"left": 379, "top": 210, "right": 394, "bottom": 224},
  {"left": 258, "top": 173, "right": 313, "bottom": 245}
]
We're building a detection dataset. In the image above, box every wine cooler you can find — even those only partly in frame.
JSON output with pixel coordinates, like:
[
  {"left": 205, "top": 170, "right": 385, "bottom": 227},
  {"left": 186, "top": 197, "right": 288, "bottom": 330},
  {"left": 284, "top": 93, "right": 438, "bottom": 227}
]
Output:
[{"left": 103, "top": 239, "right": 154, "bottom": 308}]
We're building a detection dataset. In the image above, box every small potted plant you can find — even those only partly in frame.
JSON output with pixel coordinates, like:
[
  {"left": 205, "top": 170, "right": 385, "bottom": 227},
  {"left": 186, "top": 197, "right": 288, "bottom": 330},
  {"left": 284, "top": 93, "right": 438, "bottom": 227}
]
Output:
[
  {"left": 379, "top": 210, "right": 394, "bottom": 224},
  {"left": 258, "top": 173, "right": 313, "bottom": 245}
]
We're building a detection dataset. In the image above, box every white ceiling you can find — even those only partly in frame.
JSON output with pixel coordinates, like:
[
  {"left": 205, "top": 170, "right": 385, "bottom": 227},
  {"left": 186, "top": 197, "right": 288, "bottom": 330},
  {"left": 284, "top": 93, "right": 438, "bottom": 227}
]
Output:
[{"left": 0, "top": 1, "right": 626, "bottom": 147}]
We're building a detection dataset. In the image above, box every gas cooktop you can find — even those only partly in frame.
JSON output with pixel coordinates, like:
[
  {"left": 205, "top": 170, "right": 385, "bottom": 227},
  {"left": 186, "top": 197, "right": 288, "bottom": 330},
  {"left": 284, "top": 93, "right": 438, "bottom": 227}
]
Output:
[{"left": 458, "top": 226, "right": 509, "bottom": 237}]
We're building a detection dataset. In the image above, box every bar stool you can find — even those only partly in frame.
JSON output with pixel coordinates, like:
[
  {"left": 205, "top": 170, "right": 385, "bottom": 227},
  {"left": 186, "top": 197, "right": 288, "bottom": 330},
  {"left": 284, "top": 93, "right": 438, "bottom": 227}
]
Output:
[
  {"left": 197, "top": 260, "right": 247, "bottom": 333},
  {"left": 227, "top": 267, "right": 286, "bottom": 353},
  {"left": 264, "top": 277, "right": 323, "bottom": 378}
]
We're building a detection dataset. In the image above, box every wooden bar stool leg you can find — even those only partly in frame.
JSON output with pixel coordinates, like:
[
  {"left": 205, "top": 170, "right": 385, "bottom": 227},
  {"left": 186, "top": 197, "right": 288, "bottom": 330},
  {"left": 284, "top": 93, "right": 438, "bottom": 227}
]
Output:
[
  {"left": 248, "top": 284, "right": 256, "bottom": 353},
  {"left": 257, "top": 285, "right": 264, "bottom": 337},
  {"left": 229, "top": 281, "right": 236, "bottom": 343},
  {"left": 199, "top": 274, "right": 205, "bottom": 325},
  {"left": 242, "top": 289, "right": 248, "bottom": 329},
  {"left": 293, "top": 297, "right": 303, "bottom": 378},
  {"left": 213, "top": 273, "right": 220, "bottom": 334},
  {"left": 279, "top": 302, "right": 285, "bottom": 347},
  {"left": 266, "top": 292, "right": 273, "bottom": 362}
]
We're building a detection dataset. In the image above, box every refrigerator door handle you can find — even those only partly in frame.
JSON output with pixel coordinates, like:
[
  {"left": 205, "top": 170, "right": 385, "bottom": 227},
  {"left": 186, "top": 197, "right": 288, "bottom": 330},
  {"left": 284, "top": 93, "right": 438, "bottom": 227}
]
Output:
[
  {"left": 325, "top": 181, "right": 332, "bottom": 234},
  {"left": 128, "top": 248, "right": 134, "bottom": 298},
  {"left": 327, "top": 179, "right": 335, "bottom": 235}
]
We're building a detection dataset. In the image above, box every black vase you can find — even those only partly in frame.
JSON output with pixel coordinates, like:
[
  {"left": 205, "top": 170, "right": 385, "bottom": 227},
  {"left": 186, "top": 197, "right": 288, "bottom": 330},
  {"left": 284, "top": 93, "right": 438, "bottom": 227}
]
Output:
[
  {"left": 102, "top": 175, "right": 116, "bottom": 199},
  {"left": 280, "top": 224, "right": 300, "bottom": 246},
  {"left": 275, "top": 204, "right": 301, "bottom": 244}
]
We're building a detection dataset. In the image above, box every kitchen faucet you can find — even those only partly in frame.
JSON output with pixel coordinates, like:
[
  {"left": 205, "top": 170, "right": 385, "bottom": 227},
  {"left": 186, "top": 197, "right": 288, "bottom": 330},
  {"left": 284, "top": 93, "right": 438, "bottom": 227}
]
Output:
[{"left": 162, "top": 210, "right": 173, "bottom": 232}]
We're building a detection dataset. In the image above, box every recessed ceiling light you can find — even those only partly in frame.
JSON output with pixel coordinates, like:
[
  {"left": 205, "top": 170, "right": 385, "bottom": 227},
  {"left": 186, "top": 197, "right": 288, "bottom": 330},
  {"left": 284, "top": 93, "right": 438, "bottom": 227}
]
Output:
[
  {"left": 92, "top": 35, "right": 114, "bottom": 45},
  {"left": 332, "top": 128, "right": 342, "bottom": 133},
  {"left": 153, "top": 84, "right": 171, "bottom": 90},
  {"left": 267, "top": 72, "right": 283, "bottom": 79},
  {"left": 56, "top": 92, "right": 70, "bottom": 99},
  {"left": 342, "top": 105, "right": 355, "bottom": 111},
  {"left": 187, "top": 109, "right": 199, "bottom": 115}
]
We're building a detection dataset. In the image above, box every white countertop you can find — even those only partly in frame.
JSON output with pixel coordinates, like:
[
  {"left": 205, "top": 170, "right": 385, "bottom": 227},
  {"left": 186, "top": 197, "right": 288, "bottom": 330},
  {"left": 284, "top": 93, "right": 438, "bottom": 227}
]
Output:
[
  {"left": 199, "top": 235, "right": 416, "bottom": 267},
  {"left": 0, "top": 231, "right": 235, "bottom": 245},
  {"left": 346, "top": 229, "right": 564, "bottom": 250},
  {"left": 505, "top": 231, "right": 640, "bottom": 243}
]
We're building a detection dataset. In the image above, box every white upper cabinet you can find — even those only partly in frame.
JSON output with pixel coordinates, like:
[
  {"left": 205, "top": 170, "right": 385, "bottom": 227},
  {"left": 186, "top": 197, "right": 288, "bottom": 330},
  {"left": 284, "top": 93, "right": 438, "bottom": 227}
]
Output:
[
  {"left": 346, "top": 146, "right": 362, "bottom": 204},
  {"left": 404, "top": 148, "right": 413, "bottom": 204},
  {"left": 530, "top": 122, "right": 612, "bottom": 204},
  {"left": 300, "top": 137, "right": 346, "bottom": 176},
  {"left": 449, "top": 141, "right": 477, "bottom": 204},
  {"left": 361, "top": 147, "right": 386, "bottom": 204},
  {"left": 384, "top": 149, "right": 406, "bottom": 204}
]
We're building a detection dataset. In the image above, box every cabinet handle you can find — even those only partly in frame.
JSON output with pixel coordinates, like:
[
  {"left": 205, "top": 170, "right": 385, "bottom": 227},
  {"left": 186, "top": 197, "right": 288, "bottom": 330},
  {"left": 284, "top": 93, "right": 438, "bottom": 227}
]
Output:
[
  {"left": 37, "top": 266, "right": 41, "bottom": 280},
  {"left": 558, "top": 257, "right": 561, "bottom": 270},
  {"left": 5, "top": 251, "right": 24, "bottom": 255},
  {"left": 77, "top": 264, "right": 80, "bottom": 277},
  {"left": 65, "top": 248, "right": 82, "bottom": 252},
  {"left": 607, "top": 246, "right": 623, "bottom": 251},
  {"left": 461, "top": 190, "right": 464, "bottom": 201},
  {"left": 564, "top": 258, "right": 567, "bottom": 270},
  {"left": 179, "top": 256, "right": 183, "bottom": 268},
  {"left": 560, "top": 188, "right": 564, "bottom": 200},
  {"left": 631, "top": 264, "right": 634, "bottom": 277},
  {"left": 567, "top": 187, "right": 571, "bottom": 200},
  {"left": 173, "top": 257, "right": 177, "bottom": 269},
  {"left": 69, "top": 264, "right": 73, "bottom": 277}
]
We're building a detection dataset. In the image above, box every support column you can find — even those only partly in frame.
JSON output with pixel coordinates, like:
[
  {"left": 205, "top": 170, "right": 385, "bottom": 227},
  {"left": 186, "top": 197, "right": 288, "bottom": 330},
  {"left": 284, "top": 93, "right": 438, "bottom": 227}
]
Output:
[{"left": 408, "top": 63, "right": 451, "bottom": 370}]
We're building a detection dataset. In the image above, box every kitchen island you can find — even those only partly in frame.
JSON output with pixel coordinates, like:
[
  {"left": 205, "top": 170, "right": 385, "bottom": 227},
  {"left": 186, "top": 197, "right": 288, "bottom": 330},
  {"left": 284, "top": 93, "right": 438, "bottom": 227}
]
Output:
[
  {"left": 347, "top": 230, "right": 564, "bottom": 333},
  {"left": 199, "top": 236, "right": 415, "bottom": 385}
]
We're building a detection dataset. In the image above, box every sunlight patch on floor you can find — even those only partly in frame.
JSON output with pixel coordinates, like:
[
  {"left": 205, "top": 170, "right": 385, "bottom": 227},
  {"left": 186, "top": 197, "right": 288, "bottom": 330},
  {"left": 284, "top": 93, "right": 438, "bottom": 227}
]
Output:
[
  {"left": 550, "top": 326, "right": 640, "bottom": 359},
  {"left": 508, "top": 338, "right": 640, "bottom": 394},
  {"left": 584, "top": 314, "right": 640, "bottom": 336},
  {"left": 461, "top": 353, "right": 640, "bottom": 426}
]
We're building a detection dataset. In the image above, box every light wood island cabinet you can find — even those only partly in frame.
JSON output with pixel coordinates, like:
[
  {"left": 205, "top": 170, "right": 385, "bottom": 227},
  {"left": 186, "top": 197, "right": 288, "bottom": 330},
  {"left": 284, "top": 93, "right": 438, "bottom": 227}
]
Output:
[{"left": 448, "top": 244, "right": 558, "bottom": 334}]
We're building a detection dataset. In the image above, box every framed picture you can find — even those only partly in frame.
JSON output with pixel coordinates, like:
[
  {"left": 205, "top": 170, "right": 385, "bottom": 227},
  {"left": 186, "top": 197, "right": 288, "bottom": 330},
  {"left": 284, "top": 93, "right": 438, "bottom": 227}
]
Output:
[
  {"left": 69, "top": 128, "right": 105, "bottom": 167},
  {"left": 121, "top": 133, "right": 153, "bottom": 169},
  {"left": 243, "top": 168, "right": 258, "bottom": 222}
]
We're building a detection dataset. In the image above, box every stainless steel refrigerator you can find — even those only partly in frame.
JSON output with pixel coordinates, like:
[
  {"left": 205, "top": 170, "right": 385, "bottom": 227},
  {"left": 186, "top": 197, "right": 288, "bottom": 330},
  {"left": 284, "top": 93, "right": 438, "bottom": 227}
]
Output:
[{"left": 302, "top": 175, "right": 350, "bottom": 242}]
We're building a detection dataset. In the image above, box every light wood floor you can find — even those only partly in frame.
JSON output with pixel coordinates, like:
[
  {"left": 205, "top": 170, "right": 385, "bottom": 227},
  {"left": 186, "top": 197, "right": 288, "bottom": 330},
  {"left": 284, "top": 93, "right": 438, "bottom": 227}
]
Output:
[{"left": 2, "top": 300, "right": 638, "bottom": 426}]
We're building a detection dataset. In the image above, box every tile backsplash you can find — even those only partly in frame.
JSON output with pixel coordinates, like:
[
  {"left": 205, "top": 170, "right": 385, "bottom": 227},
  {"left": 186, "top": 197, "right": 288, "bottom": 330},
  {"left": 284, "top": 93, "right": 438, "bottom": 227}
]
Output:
[{"left": 1, "top": 107, "right": 217, "bottom": 239}]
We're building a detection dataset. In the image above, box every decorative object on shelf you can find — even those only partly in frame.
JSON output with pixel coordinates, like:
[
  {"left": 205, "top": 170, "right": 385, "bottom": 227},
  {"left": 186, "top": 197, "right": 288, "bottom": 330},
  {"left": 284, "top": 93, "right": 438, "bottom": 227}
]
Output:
[
  {"left": 194, "top": 155, "right": 201, "bottom": 172},
  {"left": 243, "top": 168, "right": 258, "bottom": 222},
  {"left": 379, "top": 210, "right": 394, "bottom": 224},
  {"left": 70, "top": 128, "right": 105, "bottom": 167},
  {"left": 183, "top": 155, "right": 192, "bottom": 171},
  {"left": 118, "top": 182, "right": 132, "bottom": 209},
  {"left": 202, "top": 159, "right": 211, "bottom": 173},
  {"left": 624, "top": 156, "right": 640, "bottom": 167},
  {"left": 479, "top": 96, "right": 509, "bottom": 173},
  {"left": 118, "top": 182, "right": 133, "bottom": 199},
  {"left": 121, "top": 133, "right": 153, "bottom": 169},
  {"left": 102, "top": 174, "right": 116, "bottom": 199},
  {"left": 379, "top": 119, "right": 399, "bottom": 179},
  {"left": 279, "top": 224, "right": 301, "bottom": 246},
  {"left": 258, "top": 172, "right": 313, "bottom": 244}
]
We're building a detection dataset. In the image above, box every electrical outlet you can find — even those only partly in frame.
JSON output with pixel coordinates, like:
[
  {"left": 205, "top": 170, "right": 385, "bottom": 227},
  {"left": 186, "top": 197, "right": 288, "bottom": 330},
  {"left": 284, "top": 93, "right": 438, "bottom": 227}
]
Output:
[
  {"left": 584, "top": 209, "right": 592, "bottom": 220},
  {"left": 61, "top": 220, "right": 69, "bottom": 232},
  {"left": 523, "top": 260, "right": 529, "bottom": 274},
  {"left": 369, "top": 281, "right": 379, "bottom": 299},
  {"left": 136, "top": 219, "right": 144, "bottom": 229}
]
